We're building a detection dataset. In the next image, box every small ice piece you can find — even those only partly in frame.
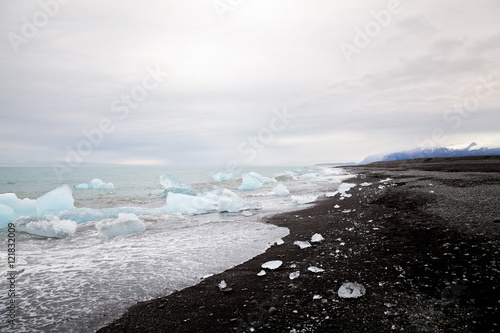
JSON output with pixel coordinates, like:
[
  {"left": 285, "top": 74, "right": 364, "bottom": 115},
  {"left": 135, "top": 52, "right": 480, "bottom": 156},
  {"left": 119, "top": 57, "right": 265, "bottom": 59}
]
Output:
[
  {"left": 334, "top": 204, "right": 340, "bottom": 209},
  {"left": 217, "top": 189, "right": 247, "bottom": 213},
  {"left": 261, "top": 260, "right": 282, "bottom": 270},
  {"left": 337, "top": 282, "right": 366, "bottom": 298},
  {"left": 214, "top": 172, "right": 233, "bottom": 182},
  {"left": 294, "top": 241, "right": 312, "bottom": 249},
  {"left": 218, "top": 280, "right": 227, "bottom": 290},
  {"left": 95, "top": 213, "right": 146, "bottom": 239},
  {"left": 164, "top": 193, "right": 217, "bottom": 215},
  {"left": 160, "top": 174, "right": 196, "bottom": 196},
  {"left": 313, "top": 295, "right": 322, "bottom": 300},
  {"left": 325, "top": 191, "right": 338, "bottom": 197},
  {"left": 308, "top": 266, "right": 325, "bottom": 273},
  {"left": 273, "top": 184, "right": 290, "bottom": 196},
  {"left": 75, "top": 178, "right": 114, "bottom": 189},
  {"left": 238, "top": 173, "right": 264, "bottom": 191},
  {"left": 311, "top": 233, "right": 324, "bottom": 243},
  {"left": 380, "top": 178, "right": 392, "bottom": 183},
  {"left": 338, "top": 183, "right": 356, "bottom": 198},
  {"left": 289, "top": 271, "right": 300, "bottom": 280},
  {"left": 290, "top": 195, "right": 318, "bottom": 205},
  {"left": 257, "top": 270, "right": 266, "bottom": 276},
  {"left": 15, "top": 215, "right": 77, "bottom": 238},
  {"left": 360, "top": 182, "right": 372, "bottom": 187},
  {"left": 275, "top": 239, "right": 284, "bottom": 245},
  {"left": 36, "top": 185, "right": 75, "bottom": 216}
]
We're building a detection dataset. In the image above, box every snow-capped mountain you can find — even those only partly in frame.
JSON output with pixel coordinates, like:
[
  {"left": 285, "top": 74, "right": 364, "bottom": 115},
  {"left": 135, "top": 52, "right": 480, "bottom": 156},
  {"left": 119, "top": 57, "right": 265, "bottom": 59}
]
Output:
[{"left": 360, "top": 140, "right": 500, "bottom": 165}]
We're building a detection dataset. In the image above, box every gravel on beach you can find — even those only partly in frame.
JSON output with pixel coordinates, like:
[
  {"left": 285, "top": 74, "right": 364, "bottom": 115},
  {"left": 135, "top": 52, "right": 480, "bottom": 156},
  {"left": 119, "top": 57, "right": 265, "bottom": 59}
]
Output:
[{"left": 97, "top": 156, "right": 500, "bottom": 333}]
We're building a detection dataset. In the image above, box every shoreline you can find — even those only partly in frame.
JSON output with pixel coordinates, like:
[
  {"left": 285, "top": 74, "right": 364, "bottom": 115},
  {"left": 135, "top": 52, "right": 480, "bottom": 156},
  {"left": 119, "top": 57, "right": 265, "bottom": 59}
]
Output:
[{"left": 97, "top": 156, "right": 499, "bottom": 333}]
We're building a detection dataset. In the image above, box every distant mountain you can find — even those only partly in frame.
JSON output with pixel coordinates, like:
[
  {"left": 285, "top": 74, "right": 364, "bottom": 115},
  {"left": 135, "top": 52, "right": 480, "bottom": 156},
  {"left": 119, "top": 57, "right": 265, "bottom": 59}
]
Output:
[{"left": 360, "top": 141, "right": 500, "bottom": 165}]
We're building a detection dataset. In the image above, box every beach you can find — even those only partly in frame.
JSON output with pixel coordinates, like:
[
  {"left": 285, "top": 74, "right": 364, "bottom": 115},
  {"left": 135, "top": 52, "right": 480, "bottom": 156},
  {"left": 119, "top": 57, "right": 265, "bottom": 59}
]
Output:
[{"left": 97, "top": 156, "right": 500, "bottom": 333}]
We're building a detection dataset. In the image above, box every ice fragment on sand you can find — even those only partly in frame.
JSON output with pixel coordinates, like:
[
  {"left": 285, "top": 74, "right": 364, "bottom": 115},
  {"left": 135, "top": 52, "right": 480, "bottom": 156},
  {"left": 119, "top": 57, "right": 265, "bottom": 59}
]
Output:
[
  {"left": 15, "top": 215, "right": 77, "bottom": 238},
  {"left": 160, "top": 174, "right": 196, "bottom": 196},
  {"left": 334, "top": 204, "right": 340, "bottom": 209},
  {"left": 338, "top": 183, "right": 356, "bottom": 198},
  {"left": 164, "top": 193, "right": 216, "bottom": 215},
  {"left": 36, "top": 185, "right": 75, "bottom": 216},
  {"left": 311, "top": 233, "right": 324, "bottom": 243},
  {"left": 338, "top": 282, "right": 366, "bottom": 298},
  {"left": 273, "top": 184, "right": 290, "bottom": 196},
  {"left": 96, "top": 213, "right": 146, "bottom": 239},
  {"left": 360, "top": 182, "right": 372, "bottom": 187},
  {"left": 313, "top": 295, "right": 322, "bottom": 300},
  {"left": 213, "top": 172, "right": 233, "bottom": 181},
  {"left": 290, "top": 195, "right": 318, "bottom": 205},
  {"left": 308, "top": 266, "right": 325, "bottom": 273},
  {"left": 218, "top": 280, "right": 227, "bottom": 290},
  {"left": 294, "top": 241, "right": 312, "bottom": 249},
  {"left": 289, "top": 271, "right": 300, "bottom": 280},
  {"left": 75, "top": 178, "right": 114, "bottom": 189},
  {"left": 261, "top": 260, "right": 282, "bottom": 270},
  {"left": 257, "top": 270, "right": 266, "bottom": 276}
]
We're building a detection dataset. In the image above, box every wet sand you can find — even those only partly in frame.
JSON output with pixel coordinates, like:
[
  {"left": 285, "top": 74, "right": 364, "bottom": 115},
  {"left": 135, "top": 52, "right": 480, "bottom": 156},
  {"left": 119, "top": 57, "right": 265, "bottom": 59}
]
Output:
[{"left": 97, "top": 156, "right": 500, "bottom": 333}]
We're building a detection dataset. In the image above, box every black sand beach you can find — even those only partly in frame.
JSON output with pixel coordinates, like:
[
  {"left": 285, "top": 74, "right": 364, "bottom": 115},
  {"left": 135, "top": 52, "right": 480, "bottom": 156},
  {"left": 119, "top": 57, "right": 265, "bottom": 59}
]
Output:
[{"left": 97, "top": 156, "right": 500, "bottom": 333}]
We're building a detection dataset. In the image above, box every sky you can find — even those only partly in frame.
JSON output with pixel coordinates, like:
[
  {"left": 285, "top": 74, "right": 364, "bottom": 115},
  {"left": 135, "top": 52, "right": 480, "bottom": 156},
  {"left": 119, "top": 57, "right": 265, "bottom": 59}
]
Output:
[{"left": 1, "top": 0, "right": 499, "bottom": 167}]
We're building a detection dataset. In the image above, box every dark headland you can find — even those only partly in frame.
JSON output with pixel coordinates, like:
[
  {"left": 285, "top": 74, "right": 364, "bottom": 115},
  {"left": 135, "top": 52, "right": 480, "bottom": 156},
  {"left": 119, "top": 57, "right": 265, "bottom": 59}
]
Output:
[{"left": 97, "top": 156, "right": 500, "bottom": 333}]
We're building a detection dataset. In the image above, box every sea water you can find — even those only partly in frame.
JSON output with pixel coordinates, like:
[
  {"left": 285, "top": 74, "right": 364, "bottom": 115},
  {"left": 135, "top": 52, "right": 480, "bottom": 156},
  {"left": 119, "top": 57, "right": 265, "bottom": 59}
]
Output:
[{"left": 0, "top": 165, "right": 352, "bottom": 332}]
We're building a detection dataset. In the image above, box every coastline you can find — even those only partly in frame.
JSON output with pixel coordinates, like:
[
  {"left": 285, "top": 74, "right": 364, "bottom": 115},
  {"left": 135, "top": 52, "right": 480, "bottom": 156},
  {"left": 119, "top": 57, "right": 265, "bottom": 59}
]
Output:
[{"left": 97, "top": 156, "right": 499, "bottom": 333}]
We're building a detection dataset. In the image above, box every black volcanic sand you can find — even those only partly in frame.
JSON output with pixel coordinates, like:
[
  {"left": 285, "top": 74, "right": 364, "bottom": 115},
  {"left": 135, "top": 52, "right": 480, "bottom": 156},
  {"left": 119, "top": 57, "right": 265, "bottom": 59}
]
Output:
[{"left": 97, "top": 156, "right": 500, "bottom": 333}]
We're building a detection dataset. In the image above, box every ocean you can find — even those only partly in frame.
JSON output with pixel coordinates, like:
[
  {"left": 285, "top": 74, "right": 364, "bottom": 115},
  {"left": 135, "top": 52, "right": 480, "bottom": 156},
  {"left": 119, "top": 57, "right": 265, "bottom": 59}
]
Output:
[{"left": 0, "top": 165, "right": 352, "bottom": 332}]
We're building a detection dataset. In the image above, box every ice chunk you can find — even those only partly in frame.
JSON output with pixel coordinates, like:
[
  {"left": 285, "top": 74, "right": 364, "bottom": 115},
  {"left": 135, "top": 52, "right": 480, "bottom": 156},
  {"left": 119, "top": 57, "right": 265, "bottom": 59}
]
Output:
[
  {"left": 0, "top": 193, "right": 36, "bottom": 214},
  {"left": 96, "top": 213, "right": 146, "bottom": 239},
  {"left": 273, "top": 184, "right": 290, "bottom": 197},
  {"left": 290, "top": 194, "right": 318, "bottom": 205},
  {"left": 164, "top": 193, "right": 217, "bottom": 215},
  {"left": 338, "top": 183, "right": 356, "bottom": 198},
  {"left": 238, "top": 173, "right": 263, "bottom": 191},
  {"left": 248, "top": 172, "right": 276, "bottom": 184},
  {"left": 213, "top": 172, "right": 233, "bottom": 182},
  {"left": 15, "top": 215, "right": 77, "bottom": 238},
  {"left": 36, "top": 185, "right": 75, "bottom": 216},
  {"left": 325, "top": 191, "right": 338, "bottom": 197},
  {"left": 294, "top": 240, "right": 312, "bottom": 249},
  {"left": 160, "top": 174, "right": 196, "bottom": 196},
  {"left": 289, "top": 271, "right": 300, "bottom": 280},
  {"left": 0, "top": 204, "right": 16, "bottom": 228},
  {"left": 257, "top": 270, "right": 266, "bottom": 276},
  {"left": 58, "top": 208, "right": 107, "bottom": 224},
  {"left": 218, "top": 280, "right": 227, "bottom": 290},
  {"left": 261, "top": 260, "right": 282, "bottom": 270},
  {"left": 311, "top": 233, "right": 324, "bottom": 243},
  {"left": 75, "top": 178, "right": 114, "bottom": 189},
  {"left": 338, "top": 282, "right": 366, "bottom": 298},
  {"left": 308, "top": 266, "right": 325, "bottom": 273},
  {"left": 217, "top": 189, "right": 247, "bottom": 213}
]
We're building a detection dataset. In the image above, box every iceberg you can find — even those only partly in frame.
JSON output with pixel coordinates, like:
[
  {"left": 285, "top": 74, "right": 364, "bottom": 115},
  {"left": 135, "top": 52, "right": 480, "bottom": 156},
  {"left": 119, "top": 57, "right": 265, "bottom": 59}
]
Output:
[
  {"left": 164, "top": 193, "right": 217, "bottom": 215},
  {"left": 273, "top": 184, "right": 290, "bottom": 196},
  {"left": 36, "top": 185, "right": 75, "bottom": 217},
  {"left": 290, "top": 194, "right": 318, "bottom": 205},
  {"left": 75, "top": 178, "right": 114, "bottom": 189},
  {"left": 248, "top": 172, "right": 276, "bottom": 184},
  {"left": 216, "top": 189, "right": 247, "bottom": 213},
  {"left": 338, "top": 282, "right": 366, "bottom": 298},
  {"left": 238, "top": 173, "right": 264, "bottom": 191},
  {"left": 213, "top": 172, "right": 233, "bottom": 182},
  {"left": 160, "top": 174, "right": 196, "bottom": 196},
  {"left": 14, "top": 215, "right": 77, "bottom": 238},
  {"left": 96, "top": 213, "right": 146, "bottom": 239}
]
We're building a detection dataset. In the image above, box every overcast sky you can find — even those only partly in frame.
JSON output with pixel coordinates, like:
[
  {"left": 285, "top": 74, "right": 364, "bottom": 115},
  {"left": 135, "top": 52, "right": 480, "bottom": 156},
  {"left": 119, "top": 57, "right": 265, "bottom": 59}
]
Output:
[{"left": 1, "top": 0, "right": 499, "bottom": 166}]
